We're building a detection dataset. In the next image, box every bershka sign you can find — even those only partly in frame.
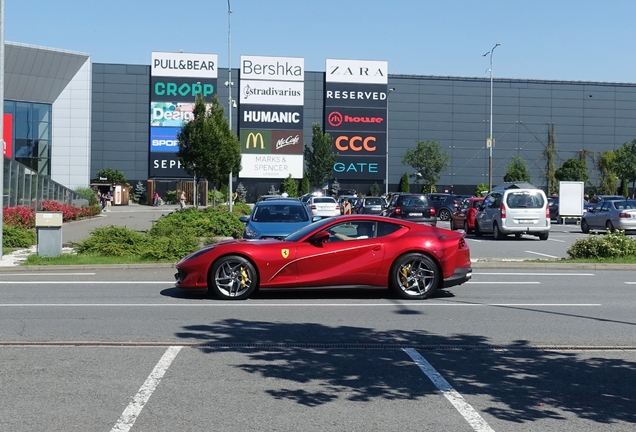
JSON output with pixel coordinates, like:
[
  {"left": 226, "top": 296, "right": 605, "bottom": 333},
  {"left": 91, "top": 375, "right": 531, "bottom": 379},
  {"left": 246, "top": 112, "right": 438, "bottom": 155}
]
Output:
[
  {"left": 326, "top": 59, "right": 388, "bottom": 84},
  {"left": 240, "top": 55, "right": 304, "bottom": 81},
  {"left": 151, "top": 52, "right": 218, "bottom": 78},
  {"left": 326, "top": 107, "right": 386, "bottom": 132},
  {"left": 239, "top": 104, "right": 304, "bottom": 130},
  {"left": 240, "top": 80, "right": 303, "bottom": 106}
]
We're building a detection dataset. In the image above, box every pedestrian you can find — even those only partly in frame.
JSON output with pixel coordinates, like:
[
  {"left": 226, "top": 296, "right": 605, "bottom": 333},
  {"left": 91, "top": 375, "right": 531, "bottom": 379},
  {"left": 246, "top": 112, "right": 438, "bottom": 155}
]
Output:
[
  {"left": 281, "top": 191, "right": 289, "bottom": 198},
  {"left": 180, "top": 190, "right": 186, "bottom": 209},
  {"left": 153, "top": 191, "right": 159, "bottom": 207},
  {"left": 105, "top": 190, "right": 112, "bottom": 212}
]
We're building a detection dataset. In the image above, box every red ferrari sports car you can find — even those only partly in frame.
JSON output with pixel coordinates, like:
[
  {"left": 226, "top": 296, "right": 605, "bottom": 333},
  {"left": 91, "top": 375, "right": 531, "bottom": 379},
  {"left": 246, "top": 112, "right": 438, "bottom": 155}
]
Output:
[{"left": 175, "top": 215, "right": 472, "bottom": 300}]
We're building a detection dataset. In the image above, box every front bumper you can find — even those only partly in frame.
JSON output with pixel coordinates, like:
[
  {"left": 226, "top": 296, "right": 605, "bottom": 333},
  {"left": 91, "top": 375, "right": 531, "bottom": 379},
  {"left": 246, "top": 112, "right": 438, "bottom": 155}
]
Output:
[{"left": 442, "top": 267, "right": 472, "bottom": 289}]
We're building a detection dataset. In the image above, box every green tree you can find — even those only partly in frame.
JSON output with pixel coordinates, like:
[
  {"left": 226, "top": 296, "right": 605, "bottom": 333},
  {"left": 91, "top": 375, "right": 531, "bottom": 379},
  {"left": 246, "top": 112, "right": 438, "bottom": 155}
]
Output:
[
  {"left": 95, "top": 168, "right": 127, "bottom": 184},
  {"left": 613, "top": 139, "right": 636, "bottom": 198},
  {"left": 555, "top": 158, "right": 589, "bottom": 183},
  {"left": 544, "top": 123, "right": 558, "bottom": 195},
  {"left": 369, "top": 183, "right": 381, "bottom": 196},
  {"left": 475, "top": 183, "right": 489, "bottom": 196},
  {"left": 304, "top": 123, "right": 338, "bottom": 189},
  {"left": 503, "top": 155, "right": 531, "bottom": 183},
  {"left": 177, "top": 94, "right": 241, "bottom": 190},
  {"left": 281, "top": 175, "right": 298, "bottom": 197},
  {"left": 399, "top": 172, "right": 410, "bottom": 192},
  {"left": 401, "top": 140, "right": 450, "bottom": 194},
  {"left": 595, "top": 151, "right": 618, "bottom": 195},
  {"left": 301, "top": 174, "right": 310, "bottom": 195}
]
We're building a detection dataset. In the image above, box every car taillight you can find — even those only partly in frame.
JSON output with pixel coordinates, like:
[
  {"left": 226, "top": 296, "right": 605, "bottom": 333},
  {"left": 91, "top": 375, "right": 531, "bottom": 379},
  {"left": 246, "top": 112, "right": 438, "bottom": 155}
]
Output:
[
  {"left": 336, "top": 205, "right": 341, "bottom": 211},
  {"left": 395, "top": 206, "right": 402, "bottom": 215},
  {"left": 310, "top": 205, "right": 316, "bottom": 210},
  {"left": 430, "top": 207, "right": 436, "bottom": 216},
  {"left": 500, "top": 203, "right": 506, "bottom": 219},
  {"left": 619, "top": 212, "right": 631, "bottom": 218},
  {"left": 546, "top": 203, "right": 550, "bottom": 218},
  {"left": 458, "top": 237, "right": 466, "bottom": 249}
]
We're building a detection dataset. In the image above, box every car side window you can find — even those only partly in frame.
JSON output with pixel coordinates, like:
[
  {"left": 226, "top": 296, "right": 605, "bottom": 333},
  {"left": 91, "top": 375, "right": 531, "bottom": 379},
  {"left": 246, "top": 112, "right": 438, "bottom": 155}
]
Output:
[{"left": 328, "top": 222, "right": 376, "bottom": 241}]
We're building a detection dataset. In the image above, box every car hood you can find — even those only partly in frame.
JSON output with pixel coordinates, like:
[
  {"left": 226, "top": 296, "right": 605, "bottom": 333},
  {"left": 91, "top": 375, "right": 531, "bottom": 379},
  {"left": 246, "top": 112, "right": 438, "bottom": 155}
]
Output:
[{"left": 246, "top": 221, "right": 311, "bottom": 238}]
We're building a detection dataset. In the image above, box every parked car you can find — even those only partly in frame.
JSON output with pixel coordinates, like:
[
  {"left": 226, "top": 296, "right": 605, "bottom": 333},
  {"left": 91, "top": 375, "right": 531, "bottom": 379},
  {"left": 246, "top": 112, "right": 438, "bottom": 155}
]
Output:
[
  {"left": 354, "top": 196, "right": 385, "bottom": 214},
  {"left": 175, "top": 215, "right": 472, "bottom": 300},
  {"left": 306, "top": 196, "right": 341, "bottom": 218},
  {"left": 581, "top": 199, "right": 636, "bottom": 233},
  {"left": 474, "top": 187, "right": 550, "bottom": 240},
  {"left": 425, "top": 193, "right": 451, "bottom": 215},
  {"left": 239, "top": 199, "right": 316, "bottom": 239},
  {"left": 385, "top": 194, "right": 437, "bottom": 226},
  {"left": 587, "top": 195, "right": 626, "bottom": 209},
  {"left": 450, "top": 197, "right": 485, "bottom": 233},
  {"left": 438, "top": 195, "right": 470, "bottom": 221}
]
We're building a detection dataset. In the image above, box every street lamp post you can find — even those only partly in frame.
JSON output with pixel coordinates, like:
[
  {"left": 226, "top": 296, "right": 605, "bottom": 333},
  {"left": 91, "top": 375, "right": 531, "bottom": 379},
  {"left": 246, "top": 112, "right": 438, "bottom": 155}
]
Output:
[
  {"left": 227, "top": 0, "right": 234, "bottom": 212},
  {"left": 483, "top": 43, "right": 500, "bottom": 193},
  {"left": 385, "top": 87, "right": 395, "bottom": 195}
]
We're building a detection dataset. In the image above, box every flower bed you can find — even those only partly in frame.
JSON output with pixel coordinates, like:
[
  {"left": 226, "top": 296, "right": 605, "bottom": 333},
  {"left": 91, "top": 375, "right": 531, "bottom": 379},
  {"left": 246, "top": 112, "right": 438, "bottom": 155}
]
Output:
[{"left": 3, "top": 201, "right": 101, "bottom": 229}]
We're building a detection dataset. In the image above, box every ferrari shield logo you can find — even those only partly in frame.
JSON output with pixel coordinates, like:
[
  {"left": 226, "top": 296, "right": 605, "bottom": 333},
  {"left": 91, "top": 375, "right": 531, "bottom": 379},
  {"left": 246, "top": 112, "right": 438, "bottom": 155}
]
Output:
[{"left": 281, "top": 249, "right": 290, "bottom": 259}]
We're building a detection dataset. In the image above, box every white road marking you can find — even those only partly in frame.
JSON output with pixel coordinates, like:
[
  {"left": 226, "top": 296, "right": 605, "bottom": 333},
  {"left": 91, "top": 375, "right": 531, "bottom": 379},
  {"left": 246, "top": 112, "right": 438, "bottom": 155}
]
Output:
[
  {"left": 403, "top": 348, "right": 495, "bottom": 432},
  {"left": 625, "top": 282, "right": 636, "bottom": 284},
  {"left": 524, "top": 250, "right": 559, "bottom": 258},
  {"left": 110, "top": 346, "right": 182, "bottom": 432},
  {"left": 0, "top": 303, "right": 600, "bottom": 307},
  {"left": 0, "top": 272, "right": 96, "bottom": 277},
  {"left": 0, "top": 281, "right": 170, "bottom": 284},
  {"left": 547, "top": 238, "right": 565, "bottom": 243},
  {"left": 475, "top": 272, "right": 594, "bottom": 276},
  {"left": 466, "top": 281, "right": 540, "bottom": 284}
]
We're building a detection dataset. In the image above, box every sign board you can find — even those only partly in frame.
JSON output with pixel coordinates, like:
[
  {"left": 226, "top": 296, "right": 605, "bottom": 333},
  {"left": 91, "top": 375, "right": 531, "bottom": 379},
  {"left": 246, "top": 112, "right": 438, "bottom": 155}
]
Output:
[{"left": 558, "top": 181, "right": 585, "bottom": 217}]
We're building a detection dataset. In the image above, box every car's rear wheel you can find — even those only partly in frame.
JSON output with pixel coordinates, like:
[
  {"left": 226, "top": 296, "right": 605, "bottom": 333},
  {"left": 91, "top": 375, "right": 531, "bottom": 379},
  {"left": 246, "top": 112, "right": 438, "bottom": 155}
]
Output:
[
  {"left": 474, "top": 221, "right": 483, "bottom": 237},
  {"left": 208, "top": 255, "right": 258, "bottom": 300},
  {"left": 390, "top": 253, "right": 440, "bottom": 300},
  {"left": 493, "top": 222, "right": 505, "bottom": 240},
  {"left": 464, "top": 221, "right": 471, "bottom": 233},
  {"left": 581, "top": 219, "right": 590, "bottom": 234},
  {"left": 538, "top": 232, "right": 549, "bottom": 240},
  {"left": 606, "top": 220, "right": 615, "bottom": 232},
  {"left": 438, "top": 208, "right": 451, "bottom": 221}
]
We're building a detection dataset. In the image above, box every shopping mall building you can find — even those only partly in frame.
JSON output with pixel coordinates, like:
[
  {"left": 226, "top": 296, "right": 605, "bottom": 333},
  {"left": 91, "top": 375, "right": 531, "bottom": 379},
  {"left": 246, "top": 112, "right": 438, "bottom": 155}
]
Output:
[{"left": 6, "top": 41, "right": 636, "bottom": 201}]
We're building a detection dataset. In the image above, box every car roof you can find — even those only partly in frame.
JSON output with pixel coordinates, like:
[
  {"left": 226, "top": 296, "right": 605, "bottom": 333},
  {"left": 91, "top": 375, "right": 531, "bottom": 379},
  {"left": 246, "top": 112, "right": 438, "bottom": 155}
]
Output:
[{"left": 255, "top": 198, "right": 302, "bottom": 205}]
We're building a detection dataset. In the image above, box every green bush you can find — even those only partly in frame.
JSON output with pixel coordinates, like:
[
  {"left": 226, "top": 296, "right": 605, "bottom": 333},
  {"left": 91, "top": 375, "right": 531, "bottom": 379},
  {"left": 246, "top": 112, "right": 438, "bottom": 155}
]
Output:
[
  {"left": 567, "top": 231, "right": 636, "bottom": 259},
  {"left": 2, "top": 224, "right": 36, "bottom": 248},
  {"left": 148, "top": 206, "right": 244, "bottom": 239},
  {"left": 142, "top": 234, "right": 201, "bottom": 261},
  {"left": 74, "top": 226, "right": 149, "bottom": 256},
  {"left": 75, "top": 187, "right": 99, "bottom": 206}
]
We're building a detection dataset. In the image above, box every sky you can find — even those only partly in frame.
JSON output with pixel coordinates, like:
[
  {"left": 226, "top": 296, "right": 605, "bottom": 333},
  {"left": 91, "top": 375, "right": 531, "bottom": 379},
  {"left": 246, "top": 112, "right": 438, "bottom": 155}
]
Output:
[{"left": 6, "top": 0, "right": 636, "bottom": 83}]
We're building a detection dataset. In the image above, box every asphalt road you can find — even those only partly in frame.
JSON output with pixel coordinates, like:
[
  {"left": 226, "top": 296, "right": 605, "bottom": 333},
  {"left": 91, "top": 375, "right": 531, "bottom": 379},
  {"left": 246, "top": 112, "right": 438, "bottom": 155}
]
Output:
[{"left": 1, "top": 267, "right": 635, "bottom": 431}]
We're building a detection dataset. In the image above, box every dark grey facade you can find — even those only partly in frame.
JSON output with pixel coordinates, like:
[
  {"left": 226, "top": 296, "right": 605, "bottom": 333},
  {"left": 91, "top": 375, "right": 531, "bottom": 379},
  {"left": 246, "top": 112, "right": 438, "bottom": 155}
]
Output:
[{"left": 91, "top": 63, "right": 636, "bottom": 198}]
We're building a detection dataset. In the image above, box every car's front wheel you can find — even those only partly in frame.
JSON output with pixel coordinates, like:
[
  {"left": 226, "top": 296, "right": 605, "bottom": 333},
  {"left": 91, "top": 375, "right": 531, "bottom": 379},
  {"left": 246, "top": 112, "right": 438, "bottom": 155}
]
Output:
[
  {"left": 474, "top": 221, "right": 483, "bottom": 237},
  {"left": 581, "top": 219, "right": 590, "bottom": 234},
  {"left": 493, "top": 222, "right": 505, "bottom": 240},
  {"left": 208, "top": 255, "right": 258, "bottom": 300},
  {"left": 390, "top": 253, "right": 440, "bottom": 300},
  {"left": 438, "top": 208, "right": 451, "bottom": 221}
]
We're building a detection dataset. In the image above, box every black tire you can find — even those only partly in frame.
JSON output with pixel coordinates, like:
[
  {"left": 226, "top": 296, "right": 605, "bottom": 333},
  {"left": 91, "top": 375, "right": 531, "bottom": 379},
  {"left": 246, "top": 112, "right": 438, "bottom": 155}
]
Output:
[
  {"left": 606, "top": 220, "right": 615, "bottom": 232},
  {"left": 390, "top": 253, "right": 440, "bottom": 300},
  {"left": 449, "top": 219, "right": 456, "bottom": 230},
  {"left": 438, "top": 208, "right": 451, "bottom": 221},
  {"left": 208, "top": 255, "right": 258, "bottom": 300},
  {"left": 538, "top": 232, "right": 549, "bottom": 240},
  {"left": 515, "top": 233, "right": 522, "bottom": 239},
  {"left": 474, "top": 220, "right": 483, "bottom": 237},
  {"left": 581, "top": 219, "right": 590, "bottom": 234},
  {"left": 464, "top": 221, "right": 471, "bottom": 233},
  {"left": 493, "top": 222, "right": 505, "bottom": 240}
]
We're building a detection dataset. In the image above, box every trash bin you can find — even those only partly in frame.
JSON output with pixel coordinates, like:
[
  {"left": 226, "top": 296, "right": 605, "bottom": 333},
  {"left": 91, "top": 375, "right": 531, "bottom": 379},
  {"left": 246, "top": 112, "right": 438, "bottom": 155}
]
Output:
[{"left": 35, "top": 212, "right": 63, "bottom": 257}]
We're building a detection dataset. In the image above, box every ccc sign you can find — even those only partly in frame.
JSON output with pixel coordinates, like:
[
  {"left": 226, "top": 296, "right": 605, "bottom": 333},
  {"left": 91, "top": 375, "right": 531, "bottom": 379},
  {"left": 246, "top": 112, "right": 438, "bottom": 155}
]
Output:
[{"left": 335, "top": 135, "right": 377, "bottom": 152}]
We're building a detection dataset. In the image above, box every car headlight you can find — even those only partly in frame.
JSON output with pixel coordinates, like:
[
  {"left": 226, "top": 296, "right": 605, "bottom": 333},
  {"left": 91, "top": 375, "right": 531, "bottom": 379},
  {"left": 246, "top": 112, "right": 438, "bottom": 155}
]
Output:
[{"left": 243, "top": 226, "right": 260, "bottom": 238}]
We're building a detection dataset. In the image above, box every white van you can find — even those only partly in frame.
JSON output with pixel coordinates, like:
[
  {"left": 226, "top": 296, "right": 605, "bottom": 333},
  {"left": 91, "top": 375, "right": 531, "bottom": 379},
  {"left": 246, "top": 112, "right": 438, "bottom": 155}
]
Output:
[{"left": 474, "top": 188, "right": 550, "bottom": 240}]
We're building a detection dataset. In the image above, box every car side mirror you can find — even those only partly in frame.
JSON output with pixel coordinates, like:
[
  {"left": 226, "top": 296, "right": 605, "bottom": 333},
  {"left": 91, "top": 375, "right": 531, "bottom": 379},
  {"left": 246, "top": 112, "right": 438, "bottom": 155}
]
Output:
[
  {"left": 239, "top": 215, "right": 249, "bottom": 223},
  {"left": 312, "top": 230, "right": 330, "bottom": 244}
]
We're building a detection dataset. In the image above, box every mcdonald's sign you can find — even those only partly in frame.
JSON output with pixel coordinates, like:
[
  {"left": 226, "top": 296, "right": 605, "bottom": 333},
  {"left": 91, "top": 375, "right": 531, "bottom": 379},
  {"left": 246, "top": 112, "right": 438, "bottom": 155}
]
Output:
[{"left": 241, "top": 130, "right": 271, "bottom": 153}]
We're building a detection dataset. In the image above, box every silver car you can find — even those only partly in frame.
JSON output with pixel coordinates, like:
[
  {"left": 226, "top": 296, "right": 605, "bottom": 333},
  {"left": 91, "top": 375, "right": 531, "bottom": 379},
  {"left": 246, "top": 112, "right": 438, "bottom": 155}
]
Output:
[{"left": 581, "top": 199, "right": 636, "bottom": 233}]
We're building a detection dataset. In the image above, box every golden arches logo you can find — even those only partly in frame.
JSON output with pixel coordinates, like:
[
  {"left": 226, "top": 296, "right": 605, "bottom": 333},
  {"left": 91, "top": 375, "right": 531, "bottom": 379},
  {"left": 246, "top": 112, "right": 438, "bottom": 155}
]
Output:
[{"left": 245, "top": 132, "right": 265, "bottom": 149}]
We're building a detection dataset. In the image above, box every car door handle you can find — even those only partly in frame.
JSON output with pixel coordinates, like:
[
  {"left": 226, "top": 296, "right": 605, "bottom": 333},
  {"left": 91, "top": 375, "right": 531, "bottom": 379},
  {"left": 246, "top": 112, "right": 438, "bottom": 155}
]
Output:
[{"left": 372, "top": 246, "right": 381, "bottom": 251}]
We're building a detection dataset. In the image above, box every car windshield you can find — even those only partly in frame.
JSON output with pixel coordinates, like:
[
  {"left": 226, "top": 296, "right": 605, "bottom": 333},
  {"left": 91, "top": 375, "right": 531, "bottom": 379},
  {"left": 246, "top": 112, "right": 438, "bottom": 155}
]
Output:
[
  {"left": 506, "top": 192, "right": 544, "bottom": 208},
  {"left": 365, "top": 198, "right": 383, "bottom": 205},
  {"left": 252, "top": 204, "right": 309, "bottom": 222},
  {"left": 285, "top": 218, "right": 334, "bottom": 241}
]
